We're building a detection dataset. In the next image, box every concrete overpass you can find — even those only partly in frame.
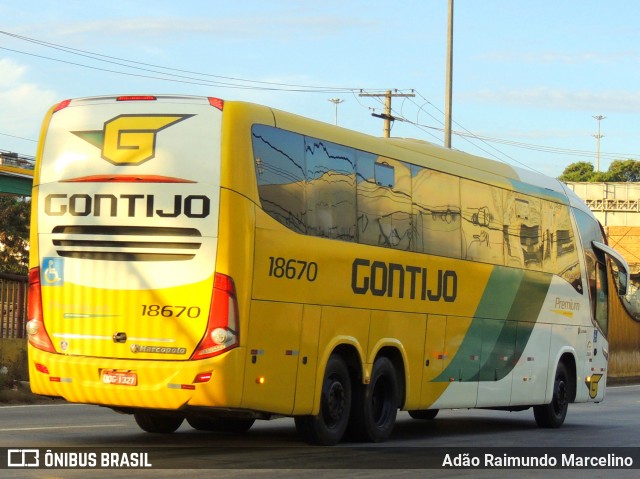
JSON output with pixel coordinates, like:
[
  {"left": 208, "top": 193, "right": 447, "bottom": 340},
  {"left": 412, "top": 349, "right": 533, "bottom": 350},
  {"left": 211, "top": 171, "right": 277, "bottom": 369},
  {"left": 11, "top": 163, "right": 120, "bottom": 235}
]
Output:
[{"left": 0, "top": 152, "right": 34, "bottom": 196}]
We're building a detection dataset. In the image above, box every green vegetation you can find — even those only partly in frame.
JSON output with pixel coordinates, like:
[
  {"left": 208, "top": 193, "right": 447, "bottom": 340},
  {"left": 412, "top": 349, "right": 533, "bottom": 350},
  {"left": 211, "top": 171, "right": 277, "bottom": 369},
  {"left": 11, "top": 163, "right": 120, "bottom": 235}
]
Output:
[
  {"left": 559, "top": 160, "right": 640, "bottom": 183},
  {"left": 0, "top": 195, "right": 30, "bottom": 275}
]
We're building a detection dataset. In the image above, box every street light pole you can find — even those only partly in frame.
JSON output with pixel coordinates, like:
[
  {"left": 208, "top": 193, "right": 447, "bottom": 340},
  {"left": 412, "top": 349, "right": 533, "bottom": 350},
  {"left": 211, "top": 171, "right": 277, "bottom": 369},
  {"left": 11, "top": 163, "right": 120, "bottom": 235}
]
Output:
[
  {"left": 592, "top": 115, "right": 606, "bottom": 172},
  {"left": 444, "top": 0, "right": 454, "bottom": 148},
  {"left": 328, "top": 98, "right": 345, "bottom": 125}
]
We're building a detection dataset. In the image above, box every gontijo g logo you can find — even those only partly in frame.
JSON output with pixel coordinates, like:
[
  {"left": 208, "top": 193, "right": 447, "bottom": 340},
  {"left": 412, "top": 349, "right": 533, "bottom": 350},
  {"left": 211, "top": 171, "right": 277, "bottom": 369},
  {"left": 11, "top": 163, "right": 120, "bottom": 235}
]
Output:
[{"left": 72, "top": 114, "right": 194, "bottom": 165}]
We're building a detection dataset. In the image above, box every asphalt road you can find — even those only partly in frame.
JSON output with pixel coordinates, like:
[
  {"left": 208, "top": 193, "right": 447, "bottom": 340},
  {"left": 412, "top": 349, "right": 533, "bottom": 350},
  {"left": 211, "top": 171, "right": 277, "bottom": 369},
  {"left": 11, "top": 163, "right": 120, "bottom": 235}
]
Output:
[{"left": 1, "top": 384, "right": 639, "bottom": 478}]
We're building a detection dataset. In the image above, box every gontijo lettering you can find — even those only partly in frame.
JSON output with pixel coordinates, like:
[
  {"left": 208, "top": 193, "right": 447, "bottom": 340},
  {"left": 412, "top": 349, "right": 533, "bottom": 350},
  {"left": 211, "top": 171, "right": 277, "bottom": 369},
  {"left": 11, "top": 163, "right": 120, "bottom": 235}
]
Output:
[
  {"left": 44, "top": 193, "right": 211, "bottom": 218},
  {"left": 351, "top": 258, "right": 458, "bottom": 302}
]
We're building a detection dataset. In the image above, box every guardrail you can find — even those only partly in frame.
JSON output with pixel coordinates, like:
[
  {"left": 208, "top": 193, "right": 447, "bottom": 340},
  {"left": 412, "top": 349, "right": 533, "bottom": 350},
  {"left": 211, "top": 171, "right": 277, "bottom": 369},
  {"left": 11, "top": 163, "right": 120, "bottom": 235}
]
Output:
[{"left": 0, "top": 272, "right": 27, "bottom": 339}]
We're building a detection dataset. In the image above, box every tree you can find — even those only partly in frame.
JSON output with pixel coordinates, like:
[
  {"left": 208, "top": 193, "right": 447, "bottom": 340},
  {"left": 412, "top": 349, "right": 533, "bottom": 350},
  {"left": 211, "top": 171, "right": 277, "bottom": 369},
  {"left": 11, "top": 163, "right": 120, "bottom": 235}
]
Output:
[
  {"left": 602, "top": 160, "right": 640, "bottom": 182},
  {"left": 558, "top": 159, "right": 640, "bottom": 183},
  {"left": 558, "top": 162, "right": 595, "bottom": 182},
  {"left": 0, "top": 196, "right": 30, "bottom": 275}
]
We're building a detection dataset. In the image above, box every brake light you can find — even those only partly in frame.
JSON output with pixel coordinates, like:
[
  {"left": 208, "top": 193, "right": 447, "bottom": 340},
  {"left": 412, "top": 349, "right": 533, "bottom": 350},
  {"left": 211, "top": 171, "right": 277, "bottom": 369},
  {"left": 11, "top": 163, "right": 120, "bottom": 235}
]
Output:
[
  {"left": 191, "top": 273, "right": 239, "bottom": 360},
  {"left": 53, "top": 99, "right": 71, "bottom": 113},
  {"left": 116, "top": 95, "right": 157, "bottom": 101},
  {"left": 26, "top": 268, "right": 56, "bottom": 353},
  {"left": 208, "top": 97, "right": 224, "bottom": 110}
]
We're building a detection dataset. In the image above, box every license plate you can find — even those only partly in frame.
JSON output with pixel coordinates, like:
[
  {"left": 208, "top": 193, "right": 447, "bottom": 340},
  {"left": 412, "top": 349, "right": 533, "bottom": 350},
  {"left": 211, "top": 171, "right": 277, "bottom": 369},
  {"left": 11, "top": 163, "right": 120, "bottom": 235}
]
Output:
[{"left": 102, "top": 370, "right": 137, "bottom": 386}]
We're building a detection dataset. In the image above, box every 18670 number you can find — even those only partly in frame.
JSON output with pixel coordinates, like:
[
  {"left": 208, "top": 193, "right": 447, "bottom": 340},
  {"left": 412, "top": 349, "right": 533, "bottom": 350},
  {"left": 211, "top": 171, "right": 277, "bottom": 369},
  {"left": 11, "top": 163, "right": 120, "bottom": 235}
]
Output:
[
  {"left": 141, "top": 305, "right": 201, "bottom": 318},
  {"left": 268, "top": 257, "right": 318, "bottom": 282}
]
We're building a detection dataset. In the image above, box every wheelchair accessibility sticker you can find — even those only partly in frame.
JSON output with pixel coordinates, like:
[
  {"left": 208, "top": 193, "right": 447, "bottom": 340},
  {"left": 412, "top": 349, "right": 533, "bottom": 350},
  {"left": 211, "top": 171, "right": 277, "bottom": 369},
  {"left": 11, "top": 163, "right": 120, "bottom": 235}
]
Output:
[{"left": 42, "top": 258, "right": 64, "bottom": 286}]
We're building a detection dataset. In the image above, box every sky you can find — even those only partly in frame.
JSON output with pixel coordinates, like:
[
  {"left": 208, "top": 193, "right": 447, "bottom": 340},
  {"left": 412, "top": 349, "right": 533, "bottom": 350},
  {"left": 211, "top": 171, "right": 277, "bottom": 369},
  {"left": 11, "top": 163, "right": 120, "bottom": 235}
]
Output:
[{"left": 1, "top": 0, "right": 639, "bottom": 178}]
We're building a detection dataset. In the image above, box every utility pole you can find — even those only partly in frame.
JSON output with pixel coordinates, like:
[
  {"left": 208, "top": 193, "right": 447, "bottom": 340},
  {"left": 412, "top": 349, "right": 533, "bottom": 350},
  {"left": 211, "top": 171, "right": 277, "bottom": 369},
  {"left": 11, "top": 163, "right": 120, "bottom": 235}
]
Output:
[
  {"left": 328, "top": 98, "right": 344, "bottom": 125},
  {"left": 592, "top": 115, "right": 606, "bottom": 172},
  {"left": 444, "top": 0, "right": 454, "bottom": 148},
  {"left": 359, "top": 89, "right": 415, "bottom": 138}
]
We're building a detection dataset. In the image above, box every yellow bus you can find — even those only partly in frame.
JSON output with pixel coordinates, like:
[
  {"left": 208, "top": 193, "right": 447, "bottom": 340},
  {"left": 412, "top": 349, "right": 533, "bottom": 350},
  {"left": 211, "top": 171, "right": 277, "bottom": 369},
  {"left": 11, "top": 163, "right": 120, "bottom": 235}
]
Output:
[{"left": 28, "top": 95, "right": 631, "bottom": 445}]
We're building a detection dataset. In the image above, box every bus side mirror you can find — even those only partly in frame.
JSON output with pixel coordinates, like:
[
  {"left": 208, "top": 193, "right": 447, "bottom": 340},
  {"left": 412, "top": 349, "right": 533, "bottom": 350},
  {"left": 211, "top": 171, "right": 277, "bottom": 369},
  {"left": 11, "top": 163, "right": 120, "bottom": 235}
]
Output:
[{"left": 592, "top": 241, "right": 629, "bottom": 296}]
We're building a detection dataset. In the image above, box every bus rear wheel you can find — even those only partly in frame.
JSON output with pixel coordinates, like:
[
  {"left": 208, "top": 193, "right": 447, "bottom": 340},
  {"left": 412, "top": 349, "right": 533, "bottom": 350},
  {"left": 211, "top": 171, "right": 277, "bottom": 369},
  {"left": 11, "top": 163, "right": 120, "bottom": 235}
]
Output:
[
  {"left": 187, "top": 417, "right": 255, "bottom": 433},
  {"left": 295, "top": 354, "right": 352, "bottom": 446},
  {"left": 348, "top": 357, "right": 399, "bottom": 442},
  {"left": 534, "top": 362, "right": 570, "bottom": 428},
  {"left": 134, "top": 410, "right": 184, "bottom": 433}
]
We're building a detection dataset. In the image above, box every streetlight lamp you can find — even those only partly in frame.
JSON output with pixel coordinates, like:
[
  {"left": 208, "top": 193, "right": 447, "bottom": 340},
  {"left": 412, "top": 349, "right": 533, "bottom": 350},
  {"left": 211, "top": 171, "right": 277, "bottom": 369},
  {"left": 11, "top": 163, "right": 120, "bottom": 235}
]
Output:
[{"left": 328, "top": 98, "right": 345, "bottom": 125}]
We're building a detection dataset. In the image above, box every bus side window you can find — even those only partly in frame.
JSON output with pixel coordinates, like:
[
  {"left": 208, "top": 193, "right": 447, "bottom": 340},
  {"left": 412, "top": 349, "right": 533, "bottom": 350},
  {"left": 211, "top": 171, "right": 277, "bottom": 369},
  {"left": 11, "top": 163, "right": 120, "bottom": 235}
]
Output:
[
  {"left": 253, "top": 125, "right": 306, "bottom": 234},
  {"left": 584, "top": 251, "right": 609, "bottom": 334},
  {"left": 574, "top": 208, "right": 610, "bottom": 334},
  {"left": 461, "top": 179, "right": 504, "bottom": 265},
  {"left": 356, "top": 156, "right": 413, "bottom": 250},
  {"left": 542, "top": 203, "right": 581, "bottom": 292},
  {"left": 503, "top": 192, "right": 542, "bottom": 271},
  {"left": 411, "top": 166, "right": 462, "bottom": 258},
  {"left": 304, "top": 138, "right": 356, "bottom": 241},
  {"left": 595, "top": 258, "right": 609, "bottom": 334}
]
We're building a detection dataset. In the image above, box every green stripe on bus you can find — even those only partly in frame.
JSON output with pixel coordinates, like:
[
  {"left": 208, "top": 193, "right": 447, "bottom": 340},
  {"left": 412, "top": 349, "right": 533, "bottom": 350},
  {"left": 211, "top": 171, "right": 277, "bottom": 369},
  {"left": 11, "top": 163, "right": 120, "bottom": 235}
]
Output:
[{"left": 433, "top": 268, "right": 551, "bottom": 383}]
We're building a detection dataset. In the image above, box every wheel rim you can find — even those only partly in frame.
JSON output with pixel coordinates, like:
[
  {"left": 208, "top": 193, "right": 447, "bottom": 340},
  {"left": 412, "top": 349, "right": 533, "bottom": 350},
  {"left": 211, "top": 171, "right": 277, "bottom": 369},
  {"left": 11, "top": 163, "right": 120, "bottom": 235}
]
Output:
[
  {"left": 553, "top": 377, "right": 568, "bottom": 416},
  {"left": 322, "top": 376, "right": 346, "bottom": 428}
]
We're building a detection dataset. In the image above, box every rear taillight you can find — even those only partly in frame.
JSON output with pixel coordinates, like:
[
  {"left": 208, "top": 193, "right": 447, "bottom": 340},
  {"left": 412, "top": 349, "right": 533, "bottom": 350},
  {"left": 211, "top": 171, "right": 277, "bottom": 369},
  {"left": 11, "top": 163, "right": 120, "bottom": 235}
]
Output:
[
  {"left": 27, "top": 267, "right": 56, "bottom": 353},
  {"left": 208, "top": 97, "right": 224, "bottom": 110},
  {"left": 190, "top": 273, "right": 239, "bottom": 360},
  {"left": 53, "top": 99, "right": 71, "bottom": 113}
]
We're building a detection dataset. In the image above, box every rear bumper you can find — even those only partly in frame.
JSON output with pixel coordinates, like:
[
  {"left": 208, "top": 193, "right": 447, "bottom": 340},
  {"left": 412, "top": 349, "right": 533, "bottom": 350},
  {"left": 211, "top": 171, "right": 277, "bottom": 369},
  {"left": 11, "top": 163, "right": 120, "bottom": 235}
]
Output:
[{"left": 28, "top": 345, "right": 246, "bottom": 410}]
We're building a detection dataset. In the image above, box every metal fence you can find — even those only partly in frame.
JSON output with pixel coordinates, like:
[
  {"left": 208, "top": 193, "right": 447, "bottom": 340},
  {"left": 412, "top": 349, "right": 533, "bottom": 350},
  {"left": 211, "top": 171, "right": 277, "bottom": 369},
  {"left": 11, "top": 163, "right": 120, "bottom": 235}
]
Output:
[{"left": 0, "top": 272, "right": 27, "bottom": 339}]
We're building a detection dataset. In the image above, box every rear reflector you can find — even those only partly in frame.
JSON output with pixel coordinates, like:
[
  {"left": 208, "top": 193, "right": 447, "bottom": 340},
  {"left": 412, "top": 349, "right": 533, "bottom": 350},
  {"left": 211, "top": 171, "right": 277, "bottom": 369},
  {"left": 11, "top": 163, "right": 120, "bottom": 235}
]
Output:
[
  {"left": 193, "top": 372, "right": 212, "bottom": 383},
  {"left": 35, "top": 363, "right": 50, "bottom": 375}
]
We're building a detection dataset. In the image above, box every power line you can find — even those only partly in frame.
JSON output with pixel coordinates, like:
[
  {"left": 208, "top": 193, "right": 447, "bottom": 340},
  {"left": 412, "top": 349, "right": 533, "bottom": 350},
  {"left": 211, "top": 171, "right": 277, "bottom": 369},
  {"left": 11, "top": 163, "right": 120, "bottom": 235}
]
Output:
[
  {"left": 0, "top": 132, "right": 37, "bottom": 143},
  {"left": 0, "top": 30, "right": 370, "bottom": 93},
  {"left": 2, "top": 31, "right": 638, "bottom": 169},
  {"left": 401, "top": 91, "right": 542, "bottom": 173},
  {"left": 402, "top": 91, "right": 640, "bottom": 167}
]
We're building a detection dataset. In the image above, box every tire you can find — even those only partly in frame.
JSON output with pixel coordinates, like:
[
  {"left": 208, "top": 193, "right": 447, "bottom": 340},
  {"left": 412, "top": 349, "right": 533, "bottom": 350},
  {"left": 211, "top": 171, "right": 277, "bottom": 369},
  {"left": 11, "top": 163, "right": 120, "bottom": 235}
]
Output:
[
  {"left": 295, "top": 354, "right": 352, "bottom": 446},
  {"left": 408, "top": 409, "right": 439, "bottom": 420},
  {"left": 134, "top": 410, "right": 184, "bottom": 433},
  {"left": 348, "top": 357, "right": 399, "bottom": 443},
  {"left": 534, "top": 362, "right": 570, "bottom": 428},
  {"left": 187, "top": 417, "right": 255, "bottom": 433}
]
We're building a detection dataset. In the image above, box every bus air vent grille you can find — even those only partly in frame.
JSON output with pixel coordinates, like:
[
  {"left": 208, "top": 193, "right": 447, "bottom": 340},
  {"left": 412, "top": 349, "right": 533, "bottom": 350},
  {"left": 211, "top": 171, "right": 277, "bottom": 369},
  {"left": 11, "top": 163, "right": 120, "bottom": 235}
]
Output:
[{"left": 51, "top": 225, "right": 202, "bottom": 261}]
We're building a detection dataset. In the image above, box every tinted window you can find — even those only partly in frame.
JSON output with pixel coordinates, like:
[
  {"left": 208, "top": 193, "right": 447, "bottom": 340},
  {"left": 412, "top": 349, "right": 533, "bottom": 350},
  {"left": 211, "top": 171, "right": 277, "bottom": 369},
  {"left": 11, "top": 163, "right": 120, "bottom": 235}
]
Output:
[
  {"left": 253, "top": 125, "right": 306, "bottom": 233},
  {"left": 356, "top": 156, "right": 413, "bottom": 250},
  {"left": 461, "top": 179, "right": 504, "bottom": 265},
  {"left": 304, "top": 137, "right": 356, "bottom": 240},
  {"left": 574, "top": 208, "right": 608, "bottom": 333},
  {"left": 412, "top": 166, "right": 461, "bottom": 257},
  {"left": 543, "top": 202, "right": 581, "bottom": 292}
]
